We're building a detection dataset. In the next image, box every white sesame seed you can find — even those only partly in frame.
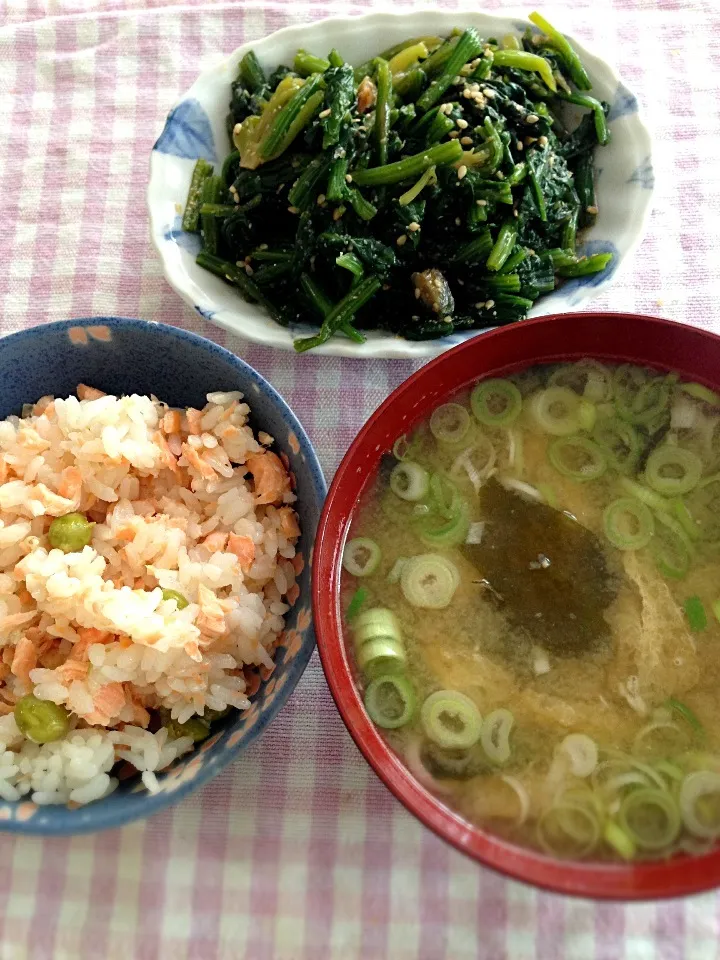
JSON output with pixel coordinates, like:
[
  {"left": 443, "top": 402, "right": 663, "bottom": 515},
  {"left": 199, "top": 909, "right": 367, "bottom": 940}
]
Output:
[
  {"left": 287, "top": 206, "right": 300, "bottom": 214},
  {"left": 259, "top": 243, "right": 268, "bottom": 250},
  {"left": 461, "top": 136, "right": 473, "bottom": 146},
  {"left": 448, "top": 131, "right": 460, "bottom": 138},
  {"left": 333, "top": 206, "right": 345, "bottom": 221},
  {"left": 483, "top": 88, "right": 496, "bottom": 99},
  {"left": 526, "top": 114, "right": 540, "bottom": 124},
  {"left": 244, "top": 264, "right": 254, "bottom": 276},
  {"left": 396, "top": 234, "right": 408, "bottom": 247},
  {"left": 538, "top": 135, "right": 548, "bottom": 147},
  {"left": 483, "top": 47, "right": 493, "bottom": 58},
  {"left": 453, "top": 75, "right": 462, "bottom": 84},
  {"left": 318, "top": 108, "right": 332, "bottom": 119},
  {"left": 496, "top": 171, "right": 505, "bottom": 180},
  {"left": 587, "top": 204, "right": 599, "bottom": 215},
  {"left": 476, "top": 199, "right": 487, "bottom": 206},
  {"left": 441, "top": 316, "right": 452, "bottom": 324},
  {"left": 475, "top": 301, "right": 486, "bottom": 309},
  {"left": 457, "top": 165, "right": 468, "bottom": 180},
  {"left": 462, "top": 90, "right": 473, "bottom": 99},
  {"left": 408, "top": 222, "right": 420, "bottom": 232},
  {"left": 455, "top": 217, "right": 461, "bottom": 226},
  {"left": 456, "top": 118, "right": 469, "bottom": 129},
  {"left": 414, "top": 287, "right": 421, "bottom": 299},
  {"left": 316, "top": 193, "right": 326, "bottom": 205},
  {"left": 513, "top": 209, "right": 519, "bottom": 218},
  {"left": 516, "top": 140, "right": 524, "bottom": 151},
  {"left": 345, "top": 173, "right": 353, "bottom": 183},
  {"left": 485, "top": 299, "right": 495, "bottom": 309},
  {"left": 411, "top": 315, "right": 420, "bottom": 321}
]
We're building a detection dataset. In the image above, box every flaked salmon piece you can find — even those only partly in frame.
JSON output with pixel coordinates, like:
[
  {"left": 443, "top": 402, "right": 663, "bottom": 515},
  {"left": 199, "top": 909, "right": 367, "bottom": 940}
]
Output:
[
  {"left": 0, "top": 663, "right": 11, "bottom": 682},
  {"left": 246, "top": 451, "right": 290, "bottom": 505},
  {"left": 55, "top": 660, "right": 89, "bottom": 683},
  {"left": 203, "top": 531, "right": 228, "bottom": 553},
  {"left": 186, "top": 408, "right": 203, "bottom": 435},
  {"left": 219, "top": 401, "right": 238, "bottom": 422},
  {"left": 11, "top": 636, "right": 37, "bottom": 685},
  {"left": 0, "top": 611, "right": 36, "bottom": 633},
  {"left": 29, "top": 483, "right": 77, "bottom": 516},
  {"left": 0, "top": 703, "right": 13, "bottom": 716},
  {"left": 58, "top": 466, "right": 83, "bottom": 501},
  {"left": 277, "top": 507, "right": 300, "bottom": 540},
  {"left": 162, "top": 410, "right": 182, "bottom": 435},
  {"left": 77, "top": 384, "right": 106, "bottom": 401},
  {"left": 84, "top": 682, "right": 126, "bottom": 724},
  {"left": 227, "top": 534, "right": 255, "bottom": 571},
  {"left": 196, "top": 583, "right": 226, "bottom": 637},
  {"left": 32, "top": 395, "right": 54, "bottom": 416},
  {"left": 154, "top": 431, "right": 180, "bottom": 474},
  {"left": 286, "top": 584, "right": 300, "bottom": 606},
  {"left": 292, "top": 553, "right": 305, "bottom": 576},
  {"left": 181, "top": 443, "right": 217, "bottom": 481}
]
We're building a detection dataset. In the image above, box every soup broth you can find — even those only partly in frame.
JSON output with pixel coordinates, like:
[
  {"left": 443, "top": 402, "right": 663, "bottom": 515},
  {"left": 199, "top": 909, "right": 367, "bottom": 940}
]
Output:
[{"left": 342, "top": 361, "right": 720, "bottom": 862}]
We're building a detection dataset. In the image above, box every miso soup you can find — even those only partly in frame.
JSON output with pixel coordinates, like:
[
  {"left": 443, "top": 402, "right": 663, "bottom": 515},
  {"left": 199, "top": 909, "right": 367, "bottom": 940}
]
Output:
[{"left": 342, "top": 361, "right": 720, "bottom": 861}]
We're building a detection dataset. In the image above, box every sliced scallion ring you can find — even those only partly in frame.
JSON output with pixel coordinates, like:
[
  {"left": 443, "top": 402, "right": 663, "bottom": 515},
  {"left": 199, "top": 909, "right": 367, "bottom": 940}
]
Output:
[
  {"left": 529, "top": 387, "right": 583, "bottom": 436},
  {"left": 650, "top": 512, "right": 693, "bottom": 579},
  {"left": 429, "top": 403, "right": 471, "bottom": 445},
  {"left": 537, "top": 802, "right": 601, "bottom": 858},
  {"left": 617, "top": 476, "right": 671, "bottom": 515},
  {"left": 681, "top": 474, "right": 720, "bottom": 542},
  {"left": 603, "top": 821, "right": 636, "bottom": 860},
  {"left": 547, "top": 436, "right": 607, "bottom": 481},
  {"left": 679, "top": 770, "right": 720, "bottom": 839},
  {"left": 357, "top": 637, "right": 407, "bottom": 679},
  {"left": 343, "top": 538, "right": 382, "bottom": 577},
  {"left": 480, "top": 708, "right": 514, "bottom": 764},
  {"left": 549, "top": 360, "right": 613, "bottom": 403},
  {"left": 617, "top": 787, "right": 681, "bottom": 851},
  {"left": 364, "top": 674, "right": 416, "bottom": 729},
  {"left": 557, "top": 733, "right": 598, "bottom": 778},
  {"left": 603, "top": 498, "right": 654, "bottom": 550},
  {"left": 400, "top": 554, "right": 459, "bottom": 609},
  {"left": 390, "top": 461, "right": 430, "bottom": 502},
  {"left": 470, "top": 379, "right": 523, "bottom": 428},
  {"left": 680, "top": 382, "right": 720, "bottom": 407},
  {"left": 645, "top": 446, "right": 703, "bottom": 496},
  {"left": 421, "top": 690, "right": 482, "bottom": 750},
  {"left": 592, "top": 418, "right": 642, "bottom": 474},
  {"left": 449, "top": 438, "right": 496, "bottom": 494},
  {"left": 615, "top": 374, "right": 672, "bottom": 427},
  {"left": 354, "top": 607, "right": 401, "bottom": 647}
]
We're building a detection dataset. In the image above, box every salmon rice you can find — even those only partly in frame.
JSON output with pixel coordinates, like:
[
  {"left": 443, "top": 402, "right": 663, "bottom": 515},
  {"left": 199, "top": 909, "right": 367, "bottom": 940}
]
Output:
[{"left": 0, "top": 384, "right": 301, "bottom": 805}]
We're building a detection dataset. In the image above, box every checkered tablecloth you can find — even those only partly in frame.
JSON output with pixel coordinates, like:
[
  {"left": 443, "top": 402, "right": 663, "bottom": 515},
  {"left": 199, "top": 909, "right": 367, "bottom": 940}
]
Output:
[{"left": 1, "top": 0, "right": 720, "bottom": 956}]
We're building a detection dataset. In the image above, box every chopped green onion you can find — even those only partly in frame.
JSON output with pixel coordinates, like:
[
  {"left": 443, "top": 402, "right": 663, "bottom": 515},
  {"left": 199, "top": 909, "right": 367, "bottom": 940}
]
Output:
[
  {"left": 617, "top": 477, "right": 672, "bottom": 516},
  {"left": 577, "top": 399, "right": 597, "bottom": 432},
  {"left": 615, "top": 375, "right": 672, "bottom": 427},
  {"left": 557, "top": 734, "right": 598, "bottom": 778},
  {"left": 470, "top": 379, "right": 523, "bottom": 428},
  {"left": 529, "top": 387, "right": 583, "bottom": 436},
  {"left": 390, "top": 462, "right": 430, "bottom": 502},
  {"left": 429, "top": 404, "right": 471, "bottom": 445},
  {"left": 592, "top": 418, "right": 642, "bottom": 474},
  {"left": 655, "top": 760, "right": 685, "bottom": 783},
  {"left": 357, "top": 637, "right": 407, "bottom": 679},
  {"left": 415, "top": 481, "right": 470, "bottom": 548},
  {"left": 354, "top": 607, "right": 401, "bottom": 646},
  {"left": 680, "top": 382, "right": 720, "bottom": 407},
  {"left": 618, "top": 788, "right": 681, "bottom": 851},
  {"left": 343, "top": 538, "right": 382, "bottom": 577},
  {"left": 603, "top": 498, "right": 655, "bottom": 551},
  {"left": 421, "top": 690, "right": 483, "bottom": 750},
  {"left": 603, "top": 821, "right": 636, "bottom": 860},
  {"left": 481, "top": 708, "right": 514, "bottom": 764},
  {"left": 365, "top": 674, "right": 416, "bottom": 729},
  {"left": 538, "top": 802, "right": 601, "bottom": 858},
  {"left": 679, "top": 771, "right": 720, "bottom": 839},
  {"left": 671, "top": 498, "right": 702, "bottom": 542},
  {"left": 651, "top": 512, "right": 693, "bottom": 579},
  {"left": 346, "top": 587, "right": 368, "bottom": 621},
  {"left": 400, "top": 553, "right": 459, "bottom": 609},
  {"left": 161, "top": 588, "right": 189, "bottom": 610},
  {"left": 666, "top": 696, "right": 704, "bottom": 734},
  {"left": 387, "top": 558, "right": 408, "bottom": 584},
  {"left": 550, "top": 360, "right": 613, "bottom": 403},
  {"left": 683, "top": 597, "right": 707, "bottom": 633},
  {"left": 683, "top": 475, "right": 720, "bottom": 542},
  {"left": 645, "top": 446, "right": 703, "bottom": 497},
  {"left": 547, "top": 436, "right": 607, "bottom": 482}
]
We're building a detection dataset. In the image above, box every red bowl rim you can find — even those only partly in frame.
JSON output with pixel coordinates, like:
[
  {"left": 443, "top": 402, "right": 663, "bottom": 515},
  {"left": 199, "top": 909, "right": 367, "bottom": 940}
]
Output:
[{"left": 313, "top": 311, "right": 720, "bottom": 900}]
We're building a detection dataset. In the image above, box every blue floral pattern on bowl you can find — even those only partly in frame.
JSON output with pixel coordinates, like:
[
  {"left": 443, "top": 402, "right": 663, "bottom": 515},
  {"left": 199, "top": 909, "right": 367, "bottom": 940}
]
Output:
[
  {"left": 153, "top": 99, "right": 216, "bottom": 163},
  {"left": 0, "top": 317, "right": 326, "bottom": 835}
]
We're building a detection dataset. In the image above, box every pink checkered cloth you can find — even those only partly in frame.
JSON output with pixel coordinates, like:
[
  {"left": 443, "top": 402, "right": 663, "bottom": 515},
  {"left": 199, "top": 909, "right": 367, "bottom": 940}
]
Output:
[{"left": 1, "top": 0, "right": 720, "bottom": 956}]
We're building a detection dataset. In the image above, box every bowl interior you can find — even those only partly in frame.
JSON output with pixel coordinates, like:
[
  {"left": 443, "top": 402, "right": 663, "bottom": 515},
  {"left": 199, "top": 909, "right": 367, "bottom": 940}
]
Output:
[
  {"left": 0, "top": 317, "right": 325, "bottom": 834},
  {"left": 148, "top": 11, "right": 654, "bottom": 359},
  {"left": 314, "top": 312, "right": 720, "bottom": 899}
]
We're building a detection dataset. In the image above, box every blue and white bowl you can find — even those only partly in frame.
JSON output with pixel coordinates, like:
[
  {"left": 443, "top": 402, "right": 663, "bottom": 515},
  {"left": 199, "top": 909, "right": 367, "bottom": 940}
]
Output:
[
  {"left": 148, "top": 10, "right": 654, "bottom": 359},
  {"left": 0, "top": 317, "right": 325, "bottom": 834}
]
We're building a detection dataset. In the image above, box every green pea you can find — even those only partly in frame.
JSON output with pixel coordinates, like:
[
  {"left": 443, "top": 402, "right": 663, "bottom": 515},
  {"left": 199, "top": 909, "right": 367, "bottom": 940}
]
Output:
[
  {"left": 48, "top": 512, "right": 94, "bottom": 553},
  {"left": 165, "top": 717, "right": 210, "bottom": 742},
  {"left": 161, "top": 589, "right": 189, "bottom": 610},
  {"left": 14, "top": 695, "right": 70, "bottom": 743}
]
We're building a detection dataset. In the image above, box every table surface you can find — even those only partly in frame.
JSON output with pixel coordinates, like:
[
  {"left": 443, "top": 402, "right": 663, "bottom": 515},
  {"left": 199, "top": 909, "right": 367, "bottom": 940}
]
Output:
[{"left": 1, "top": 0, "right": 720, "bottom": 956}]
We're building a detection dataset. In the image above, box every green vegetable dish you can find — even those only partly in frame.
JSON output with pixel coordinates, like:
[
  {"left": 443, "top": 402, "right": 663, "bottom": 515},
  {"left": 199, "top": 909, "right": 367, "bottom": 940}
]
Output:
[
  {"left": 184, "top": 12, "right": 612, "bottom": 352},
  {"left": 342, "top": 361, "right": 720, "bottom": 862}
]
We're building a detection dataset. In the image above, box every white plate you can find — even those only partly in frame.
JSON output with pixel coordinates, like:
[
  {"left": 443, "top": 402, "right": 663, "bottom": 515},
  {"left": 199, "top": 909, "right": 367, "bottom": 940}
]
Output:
[{"left": 148, "top": 11, "right": 654, "bottom": 359}]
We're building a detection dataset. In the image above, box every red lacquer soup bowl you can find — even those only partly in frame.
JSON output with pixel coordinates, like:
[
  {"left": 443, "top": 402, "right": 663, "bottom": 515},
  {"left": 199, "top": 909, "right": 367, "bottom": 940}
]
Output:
[{"left": 313, "top": 312, "right": 720, "bottom": 900}]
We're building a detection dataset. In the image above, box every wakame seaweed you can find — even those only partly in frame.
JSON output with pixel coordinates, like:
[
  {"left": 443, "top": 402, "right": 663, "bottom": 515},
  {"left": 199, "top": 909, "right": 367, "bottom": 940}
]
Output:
[{"left": 186, "top": 12, "right": 612, "bottom": 352}]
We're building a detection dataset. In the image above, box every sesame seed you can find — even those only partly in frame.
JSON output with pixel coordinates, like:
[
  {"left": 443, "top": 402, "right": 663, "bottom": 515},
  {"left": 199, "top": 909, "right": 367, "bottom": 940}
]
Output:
[
  {"left": 526, "top": 113, "right": 539, "bottom": 124},
  {"left": 485, "top": 299, "right": 495, "bottom": 309},
  {"left": 516, "top": 140, "right": 524, "bottom": 151},
  {"left": 496, "top": 170, "right": 505, "bottom": 180},
  {"left": 455, "top": 217, "right": 462, "bottom": 226},
  {"left": 538, "top": 135, "right": 548, "bottom": 147},
  {"left": 345, "top": 173, "right": 353, "bottom": 183},
  {"left": 457, "top": 165, "right": 468, "bottom": 180},
  {"left": 414, "top": 287, "right": 421, "bottom": 299},
  {"left": 475, "top": 301, "right": 486, "bottom": 309},
  {"left": 408, "top": 222, "right": 420, "bottom": 232},
  {"left": 442, "top": 316, "right": 453, "bottom": 324},
  {"left": 448, "top": 130, "right": 460, "bottom": 138},
  {"left": 318, "top": 108, "right": 332, "bottom": 119},
  {"left": 316, "top": 193, "right": 326, "bottom": 205},
  {"left": 462, "top": 89, "right": 473, "bottom": 99},
  {"left": 233, "top": 123, "right": 242, "bottom": 135},
  {"left": 411, "top": 315, "right": 420, "bottom": 322},
  {"left": 460, "top": 136, "right": 473, "bottom": 145},
  {"left": 456, "top": 118, "right": 469, "bottom": 129},
  {"left": 525, "top": 137, "right": 537, "bottom": 146},
  {"left": 396, "top": 234, "right": 408, "bottom": 247},
  {"left": 333, "top": 206, "right": 345, "bottom": 221},
  {"left": 452, "top": 75, "right": 462, "bottom": 84},
  {"left": 287, "top": 206, "right": 300, "bottom": 214},
  {"left": 513, "top": 209, "right": 519, "bottom": 218},
  {"left": 457, "top": 279, "right": 464, "bottom": 286},
  {"left": 476, "top": 199, "right": 487, "bottom": 207},
  {"left": 382, "top": 283, "right": 391, "bottom": 291},
  {"left": 244, "top": 264, "right": 254, "bottom": 276},
  {"left": 483, "top": 47, "right": 493, "bottom": 58},
  {"left": 483, "top": 88, "right": 496, "bottom": 99},
  {"left": 587, "top": 204, "right": 599, "bottom": 215}
]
